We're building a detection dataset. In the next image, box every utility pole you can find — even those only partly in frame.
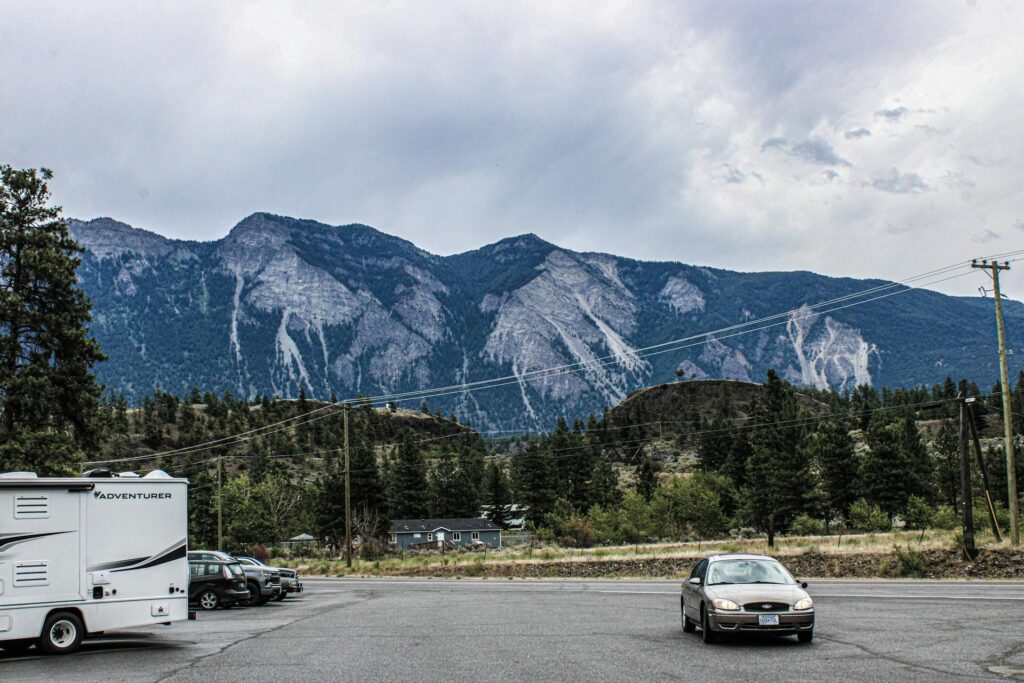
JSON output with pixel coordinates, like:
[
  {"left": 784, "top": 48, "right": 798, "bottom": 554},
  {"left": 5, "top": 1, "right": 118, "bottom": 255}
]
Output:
[
  {"left": 217, "top": 454, "right": 223, "bottom": 550},
  {"left": 972, "top": 258, "right": 1019, "bottom": 545},
  {"left": 344, "top": 404, "right": 352, "bottom": 569},
  {"left": 967, "top": 401, "right": 1002, "bottom": 542},
  {"left": 959, "top": 384, "right": 977, "bottom": 560}
]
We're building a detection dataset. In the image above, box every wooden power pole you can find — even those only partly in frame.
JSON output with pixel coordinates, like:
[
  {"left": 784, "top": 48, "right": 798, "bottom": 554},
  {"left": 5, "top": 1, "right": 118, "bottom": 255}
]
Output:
[
  {"left": 959, "top": 384, "right": 977, "bottom": 560},
  {"left": 971, "top": 259, "right": 1019, "bottom": 545},
  {"left": 344, "top": 404, "right": 352, "bottom": 568},
  {"left": 217, "top": 454, "right": 223, "bottom": 550}
]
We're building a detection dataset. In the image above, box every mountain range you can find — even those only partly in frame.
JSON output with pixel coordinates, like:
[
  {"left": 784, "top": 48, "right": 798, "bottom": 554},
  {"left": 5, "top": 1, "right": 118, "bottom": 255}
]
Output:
[{"left": 68, "top": 213, "right": 1024, "bottom": 431}]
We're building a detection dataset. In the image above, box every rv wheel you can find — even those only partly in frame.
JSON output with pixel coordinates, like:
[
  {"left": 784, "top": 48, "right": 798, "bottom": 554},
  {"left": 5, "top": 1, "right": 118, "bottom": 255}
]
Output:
[{"left": 38, "top": 612, "right": 84, "bottom": 655}]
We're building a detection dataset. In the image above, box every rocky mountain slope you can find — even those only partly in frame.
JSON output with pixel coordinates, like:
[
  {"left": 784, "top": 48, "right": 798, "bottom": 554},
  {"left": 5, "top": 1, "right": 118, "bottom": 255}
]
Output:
[{"left": 69, "top": 213, "right": 1024, "bottom": 431}]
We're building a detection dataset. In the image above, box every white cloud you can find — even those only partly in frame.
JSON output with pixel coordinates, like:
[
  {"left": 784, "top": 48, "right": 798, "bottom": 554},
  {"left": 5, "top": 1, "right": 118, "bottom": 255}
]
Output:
[{"left": 0, "top": 0, "right": 1022, "bottom": 296}]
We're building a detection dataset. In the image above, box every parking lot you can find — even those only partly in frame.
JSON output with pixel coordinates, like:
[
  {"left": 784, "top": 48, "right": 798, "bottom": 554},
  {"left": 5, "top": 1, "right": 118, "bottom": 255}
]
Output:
[{"left": 3, "top": 578, "right": 1024, "bottom": 681}]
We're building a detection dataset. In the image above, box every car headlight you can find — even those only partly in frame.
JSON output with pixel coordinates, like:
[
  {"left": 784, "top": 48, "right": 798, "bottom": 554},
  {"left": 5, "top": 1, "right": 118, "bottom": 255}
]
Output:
[
  {"left": 711, "top": 599, "right": 741, "bottom": 611},
  {"left": 793, "top": 597, "right": 813, "bottom": 611}
]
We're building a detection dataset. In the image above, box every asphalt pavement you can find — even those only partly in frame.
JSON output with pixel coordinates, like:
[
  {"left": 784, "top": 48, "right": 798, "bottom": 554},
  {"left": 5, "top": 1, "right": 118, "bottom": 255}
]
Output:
[{"left": 3, "top": 577, "right": 1024, "bottom": 682}]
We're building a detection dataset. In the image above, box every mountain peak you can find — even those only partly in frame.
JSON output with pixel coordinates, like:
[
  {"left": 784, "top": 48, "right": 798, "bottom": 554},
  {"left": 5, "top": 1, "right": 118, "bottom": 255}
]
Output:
[{"left": 68, "top": 217, "right": 173, "bottom": 259}]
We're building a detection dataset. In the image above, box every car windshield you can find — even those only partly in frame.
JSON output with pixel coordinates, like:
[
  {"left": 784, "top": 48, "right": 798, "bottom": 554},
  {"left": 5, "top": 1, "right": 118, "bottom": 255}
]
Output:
[
  {"left": 706, "top": 559, "right": 794, "bottom": 586},
  {"left": 226, "top": 562, "right": 245, "bottom": 577}
]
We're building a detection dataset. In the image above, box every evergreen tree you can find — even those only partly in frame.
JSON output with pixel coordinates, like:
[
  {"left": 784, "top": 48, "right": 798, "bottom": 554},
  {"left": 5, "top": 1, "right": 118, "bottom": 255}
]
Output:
[
  {"left": 636, "top": 457, "right": 660, "bottom": 501},
  {"left": 349, "top": 436, "right": 383, "bottom": 523},
  {"left": 483, "top": 461, "right": 513, "bottom": 529},
  {"left": 933, "top": 419, "right": 959, "bottom": 508},
  {"left": 588, "top": 455, "right": 623, "bottom": 509},
  {"left": 805, "top": 419, "right": 859, "bottom": 523},
  {"left": 512, "top": 443, "right": 557, "bottom": 526},
  {"left": 427, "top": 450, "right": 460, "bottom": 517},
  {"left": 0, "top": 166, "right": 105, "bottom": 474},
  {"left": 697, "top": 399, "right": 733, "bottom": 472},
  {"left": 744, "top": 370, "right": 808, "bottom": 530},
  {"left": 387, "top": 434, "right": 429, "bottom": 518},
  {"left": 895, "top": 416, "right": 933, "bottom": 503},
  {"left": 861, "top": 422, "right": 911, "bottom": 518}
]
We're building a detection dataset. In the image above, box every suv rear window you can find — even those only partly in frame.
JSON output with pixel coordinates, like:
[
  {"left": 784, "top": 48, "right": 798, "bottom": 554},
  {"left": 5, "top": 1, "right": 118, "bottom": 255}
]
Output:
[{"left": 226, "top": 562, "right": 244, "bottom": 577}]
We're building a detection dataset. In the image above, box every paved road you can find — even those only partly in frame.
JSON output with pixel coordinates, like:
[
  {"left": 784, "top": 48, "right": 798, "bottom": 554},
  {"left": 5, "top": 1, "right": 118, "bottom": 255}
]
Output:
[{"left": 3, "top": 578, "right": 1024, "bottom": 681}]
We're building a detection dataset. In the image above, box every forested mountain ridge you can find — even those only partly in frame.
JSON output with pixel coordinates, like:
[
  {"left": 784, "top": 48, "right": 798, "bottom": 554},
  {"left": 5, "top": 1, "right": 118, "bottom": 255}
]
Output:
[{"left": 69, "top": 212, "right": 1024, "bottom": 431}]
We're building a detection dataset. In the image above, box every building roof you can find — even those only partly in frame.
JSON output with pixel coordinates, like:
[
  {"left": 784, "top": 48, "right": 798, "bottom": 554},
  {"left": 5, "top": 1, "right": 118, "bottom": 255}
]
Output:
[{"left": 389, "top": 518, "right": 501, "bottom": 533}]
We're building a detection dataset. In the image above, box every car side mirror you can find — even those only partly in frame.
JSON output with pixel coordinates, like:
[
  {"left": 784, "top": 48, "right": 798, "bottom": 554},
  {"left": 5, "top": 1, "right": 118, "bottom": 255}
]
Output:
[
  {"left": 688, "top": 577, "right": 702, "bottom": 585},
  {"left": 800, "top": 581, "right": 808, "bottom": 589}
]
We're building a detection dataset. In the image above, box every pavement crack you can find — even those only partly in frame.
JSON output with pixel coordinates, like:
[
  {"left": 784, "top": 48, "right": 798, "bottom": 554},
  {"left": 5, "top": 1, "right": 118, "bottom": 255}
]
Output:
[
  {"left": 155, "top": 593, "right": 372, "bottom": 682},
  {"left": 982, "top": 640, "right": 1024, "bottom": 679},
  {"left": 817, "top": 634, "right": 993, "bottom": 680}
]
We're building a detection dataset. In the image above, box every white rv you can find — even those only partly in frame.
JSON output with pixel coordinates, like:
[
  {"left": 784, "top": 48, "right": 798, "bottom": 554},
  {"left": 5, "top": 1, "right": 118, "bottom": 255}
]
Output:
[{"left": 0, "top": 470, "right": 189, "bottom": 655}]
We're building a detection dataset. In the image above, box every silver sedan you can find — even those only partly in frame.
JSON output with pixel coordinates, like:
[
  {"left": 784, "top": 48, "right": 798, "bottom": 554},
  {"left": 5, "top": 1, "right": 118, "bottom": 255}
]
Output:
[{"left": 681, "top": 553, "right": 815, "bottom": 644}]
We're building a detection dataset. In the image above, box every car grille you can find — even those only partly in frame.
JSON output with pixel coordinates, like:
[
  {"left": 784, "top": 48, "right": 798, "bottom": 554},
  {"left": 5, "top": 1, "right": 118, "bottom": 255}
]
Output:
[
  {"left": 743, "top": 602, "right": 790, "bottom": 612},
  {"left": 279, "top": 569, "right": 296, "bottom": 578},
  {"left": 270, "top": 574, "right": 281, "bottom": 584}
]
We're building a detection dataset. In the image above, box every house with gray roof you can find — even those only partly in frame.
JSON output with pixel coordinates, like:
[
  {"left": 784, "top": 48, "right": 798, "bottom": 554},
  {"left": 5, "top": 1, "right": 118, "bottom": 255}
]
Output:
[{"left": 388, "top": 518, "right": 502, "bottom": 550}]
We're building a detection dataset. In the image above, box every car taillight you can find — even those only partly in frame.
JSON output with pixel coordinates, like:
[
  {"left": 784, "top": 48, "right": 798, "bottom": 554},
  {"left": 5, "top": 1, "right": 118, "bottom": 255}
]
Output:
[{"left": 223, "top": 566, "right": 231, "bottom": 579}]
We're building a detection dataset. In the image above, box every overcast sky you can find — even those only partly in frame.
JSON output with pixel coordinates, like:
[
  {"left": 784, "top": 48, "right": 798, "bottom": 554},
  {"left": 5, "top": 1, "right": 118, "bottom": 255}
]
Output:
[{"left": 2, "top": 1, "right": 1022, "bottom": 296}]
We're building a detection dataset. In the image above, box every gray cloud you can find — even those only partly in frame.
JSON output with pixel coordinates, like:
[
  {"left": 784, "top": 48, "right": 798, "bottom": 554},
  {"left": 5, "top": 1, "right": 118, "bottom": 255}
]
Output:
[
  {"left": 761, "top": 136, "right": 851, "bottom": 166},
  {"left": 972, "top": 229, "right": 1001, "bottom": 243},
  {"left": 876, "top": 106, "right": 909, "bottom": 120},
  {"left": 0, "top": 1, "right": 1019, "bottom": 296},
  {"left": 871, "top": 169, "right": 930, "bottom": 194},
  {"left": 886, "top": 222, "right": 913, "bottom": 235}
]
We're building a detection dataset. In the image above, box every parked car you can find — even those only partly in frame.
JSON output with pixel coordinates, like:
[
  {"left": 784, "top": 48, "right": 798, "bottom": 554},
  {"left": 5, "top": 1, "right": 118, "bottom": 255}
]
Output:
[
  {"left": 681, "top": 554, "right": 815, "bottom": 644},
  {"left": 189, "top": 551, "right": 282, "bottom": 605},
  {"left": 235, "top": 556, "right": 303, "bottom": 599},
  {"left": 188, "top": 559, "right": 250, "bottom": 610}
]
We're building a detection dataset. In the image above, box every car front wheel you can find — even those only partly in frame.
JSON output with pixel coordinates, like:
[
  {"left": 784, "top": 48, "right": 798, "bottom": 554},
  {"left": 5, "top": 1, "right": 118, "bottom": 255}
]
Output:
[
  {"left": 681, "top": 599, "right": 695, "bottom": 633},
  {"left": 700, "top": 606, "right": 717, "bottom": 644}
]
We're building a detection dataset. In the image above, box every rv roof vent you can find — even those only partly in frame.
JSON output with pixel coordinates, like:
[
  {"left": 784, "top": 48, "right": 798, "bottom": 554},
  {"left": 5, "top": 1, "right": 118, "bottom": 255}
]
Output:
[
  {"left": 143, "top": 470, "right": 173, "bottom": 479},
  {"left": 118, "top": 471, "right": 141, "bottom": 478},
  {"left": 83, "top": 468, "right": 113, "bottom": 478},
  {"left": 0, "top": 471, "right": 38, "bottom": 479}
]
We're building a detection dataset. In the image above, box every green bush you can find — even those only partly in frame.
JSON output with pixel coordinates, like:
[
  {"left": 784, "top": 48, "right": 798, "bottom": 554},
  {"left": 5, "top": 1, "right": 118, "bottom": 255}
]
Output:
[
  {"left": 892, "top": 544, "right": 927, "bottom": 578},
  {"left": 849, "top": 499, "right": 891, "bottom": 532},
  {"left": 789, "top": 514, "right": 827, "bottom": 536},
  {"left": 931, "top": 505, "right": 958, "bottom": 530},
  {"left": 903, "top": 496, "right": 934, "bottom": 530}
]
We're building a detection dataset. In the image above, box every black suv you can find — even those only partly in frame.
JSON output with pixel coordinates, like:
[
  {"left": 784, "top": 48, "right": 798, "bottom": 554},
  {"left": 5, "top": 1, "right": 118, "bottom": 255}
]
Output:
[
  {"left": 188, "top": 559, "right": 250, "bottom": 610},
  {"left": 189, "top": 551, "right": 282, "bottom": 605}
]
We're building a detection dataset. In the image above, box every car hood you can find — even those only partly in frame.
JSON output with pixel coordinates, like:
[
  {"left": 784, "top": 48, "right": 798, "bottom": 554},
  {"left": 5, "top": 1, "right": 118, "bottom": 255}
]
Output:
[{"left": 704, "top": 584, "right": 808, "bottom": 605}]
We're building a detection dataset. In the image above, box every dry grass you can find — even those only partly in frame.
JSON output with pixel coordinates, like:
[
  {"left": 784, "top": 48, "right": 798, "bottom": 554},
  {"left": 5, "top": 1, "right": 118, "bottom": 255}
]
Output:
[{"left": 274, "top": 528, "right": 998, "bottom": 577}]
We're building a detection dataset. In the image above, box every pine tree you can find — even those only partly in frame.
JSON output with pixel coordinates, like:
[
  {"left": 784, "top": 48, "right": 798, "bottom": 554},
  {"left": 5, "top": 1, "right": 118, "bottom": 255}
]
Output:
[
  {"left": 933, "top": 419, "right": 959, "bottom": 508},
  {"left": 387, "top": 434, "right": 429, "bottom": 518},
  {"left": 636, "top": 457, "right": 660, "bottom": 501},
  {"left": 895, "top": 416, "right": 933, "bottom": 503},
  {"left": 805, "top": 419, "right": 859, "bottom": 523},
  {"left": 861, "top": 422, "right": 911, "bottom": 518},
  {"left": 512, "top": 443, "right": 557, "bottom": 526},
  {"left": 483, "top": 461, "right": 513, "bottom": 529},
  {"left": 428, "top": 450, "right": 460, "bottom": 517},
  {"left": 0, "top": 166, "right": 106, "bottom": 475},
  {"left": 588, "top": 456, "right": 623, "bottom": 509},
  {"left": 744, "top": 370, "right": 807, "bottom": 531}
]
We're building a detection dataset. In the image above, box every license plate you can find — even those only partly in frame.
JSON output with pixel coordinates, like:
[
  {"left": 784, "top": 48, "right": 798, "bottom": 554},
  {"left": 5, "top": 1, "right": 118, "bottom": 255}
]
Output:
[{"left": 758, "top": 614, "right": 780, "bottom": 626}]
